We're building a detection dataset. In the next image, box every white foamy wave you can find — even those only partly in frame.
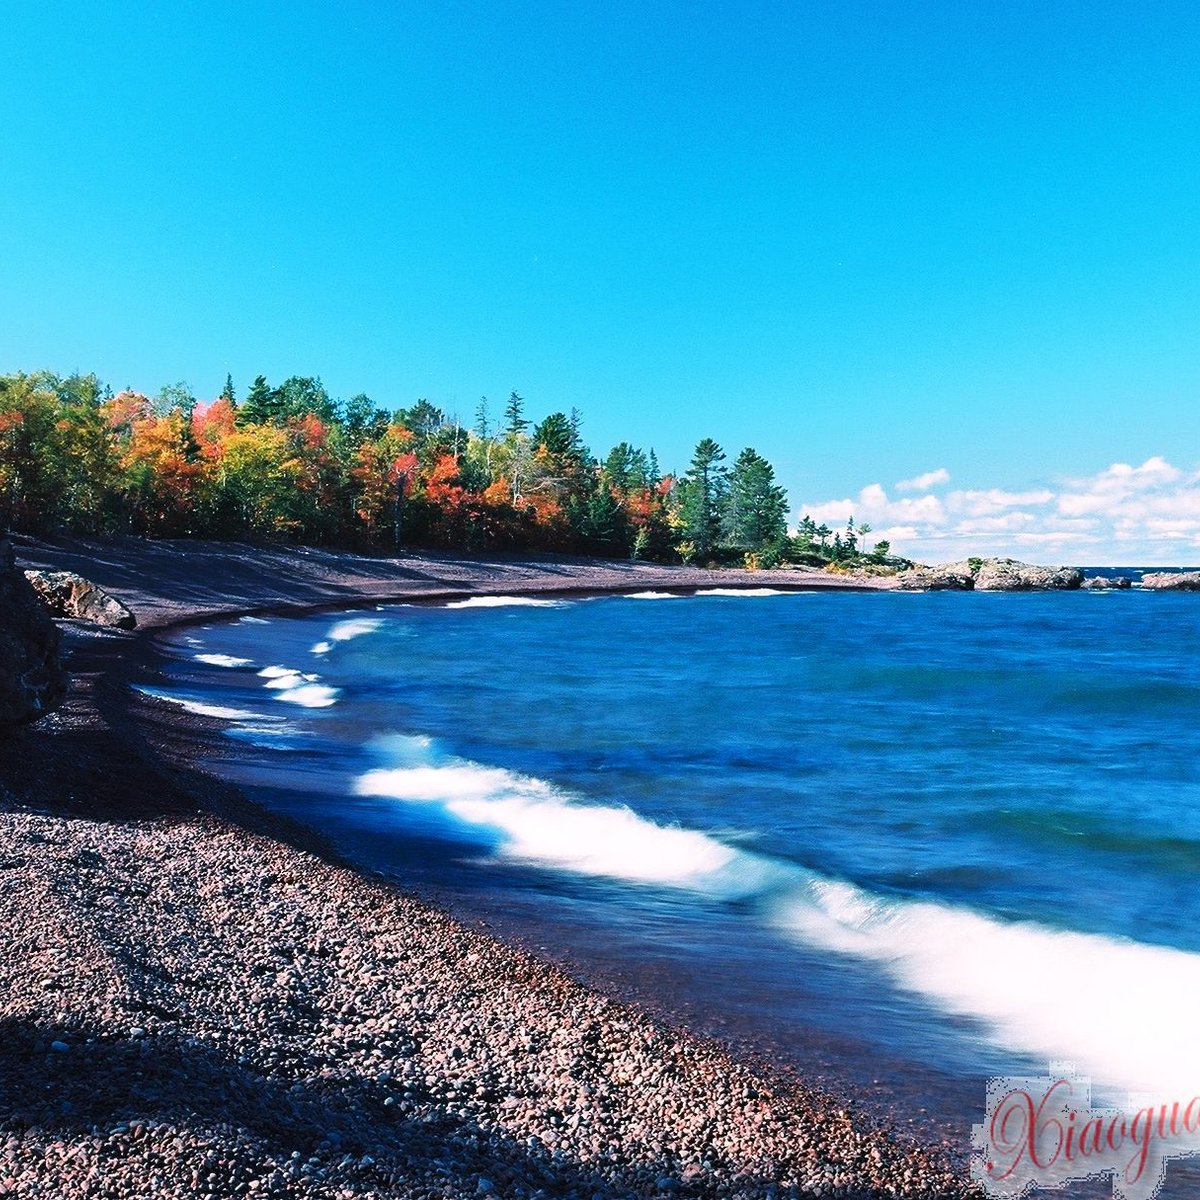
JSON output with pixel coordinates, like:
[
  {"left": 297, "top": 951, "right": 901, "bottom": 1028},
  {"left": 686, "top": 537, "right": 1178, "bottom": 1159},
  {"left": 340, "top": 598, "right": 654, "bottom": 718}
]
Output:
[
  {"left": 356, "top": 736, "right": 1200, "bottom": 1097},
  {"left": 276, "top": 685, "right": 338, "bottom": 707},
  {"left": 695, "top": 588, "right": 791, "bottom": 597},
  {"left": 256, "top": 665, "right": 340, "bottom": 707},
  {"left": 624, "top": 591, "right": 682, "bottom": 600},
  {"left": 194, "top": 653, "right": 254, "bottom": 668},
  {"left": 443, "top": 596, "right": 565, "bottom": 609},
  {"left": 134, "top": 687, "right": 269, "bottom": 722},
  {"left": 262, "top": 670, "right": 320, "bottom": 688},
  {"left": 770, "top": 880, "right": 1200, "bottom": 1098},
  {"left": 310, "top": 641, "right": 333, "bottom": 655},
  {"left": 353, "top": 760, "right": 762, "bottom": 888},
  {"left": 239, "top": 615, "right": 270, "bottom": 624},
  {"left": 327, "top": 617, "right": 383, "bottom": 642}
]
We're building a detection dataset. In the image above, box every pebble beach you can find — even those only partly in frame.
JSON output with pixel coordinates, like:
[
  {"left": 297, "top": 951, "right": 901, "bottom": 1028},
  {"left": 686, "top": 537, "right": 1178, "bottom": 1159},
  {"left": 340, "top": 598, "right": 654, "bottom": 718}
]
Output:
[{"left": 0, "top": 536, "right": 979, "bottom": 1199}]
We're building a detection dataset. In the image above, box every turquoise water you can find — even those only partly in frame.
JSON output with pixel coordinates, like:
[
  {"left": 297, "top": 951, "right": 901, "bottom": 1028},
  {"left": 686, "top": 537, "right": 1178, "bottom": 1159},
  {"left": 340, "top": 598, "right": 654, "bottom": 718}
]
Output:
[{"left": 153, "top": 587, "right": 1200, "bottom": 1141}]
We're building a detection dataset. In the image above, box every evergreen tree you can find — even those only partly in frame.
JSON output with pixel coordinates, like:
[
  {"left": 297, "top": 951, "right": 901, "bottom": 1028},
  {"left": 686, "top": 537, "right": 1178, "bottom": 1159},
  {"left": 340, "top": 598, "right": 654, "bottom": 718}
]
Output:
[
  {"left": 220, "top": 373, "right": 236, "bottom": 405},
  {"left": 397, "top": 399, "right": 445, "bottom": 442},
  {"left": 474, "top": 396, "right": 490, "bottom": 440},
  {"left": 722, "top": 447, "right": 788, "bottom": 552},
  {"left": 276, "top": 376, "right": 335, "bottom": 424},
  {"left": 604, "top": 442, "right": 644, "bottom": 491},
  {"left": 239, "top": 375, "right": 278, "bottom": 425},
  {"left": 504, "top": 390, "right": 528, "bottom": 435},
  {"left": 678, "top": 438, "right": 727, "bottom": 559},
  {"left": 531, "top": 411, "right": 575, "bottom": 457}
]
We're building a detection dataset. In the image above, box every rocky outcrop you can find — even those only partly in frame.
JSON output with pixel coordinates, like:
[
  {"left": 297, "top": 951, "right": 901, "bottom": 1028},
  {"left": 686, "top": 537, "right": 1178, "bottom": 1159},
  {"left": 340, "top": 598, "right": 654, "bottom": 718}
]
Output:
[
  {"left": 23, "top": 570, "right": 136, "bottom": 629},
  {"left": 892, "top": 557, "right": 1083, "bottom": 591},
  {"left": 1141, "top": 571, "right": 1200, "bottom": 591},
  {"left": 0, "top": 540, "right": 69, "bottom": 727},
  {"left": 1081, "top": 575, "right": 1133, "bottom": 590},
  {"left": 972, "top": 558, "right": 1083, "bottom": 591},
  {"left": 891, "top": 565, "right": 975, "bottom": 590}
]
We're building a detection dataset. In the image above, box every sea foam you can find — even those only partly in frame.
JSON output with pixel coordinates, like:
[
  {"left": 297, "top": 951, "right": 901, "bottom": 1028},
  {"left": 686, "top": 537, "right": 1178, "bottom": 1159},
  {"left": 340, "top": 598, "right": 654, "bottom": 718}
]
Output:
[
  {"left": 194, "top": 653, "right": 254, "bottom": 668},
  {"left": 354, "top": 759, "right": 752, "bottom": 887},
  {"left": 134, "top": 686, "right": 269, "bottom": 722},
  {"left": 257, "top": 665, "right": 340, "bottom": 707},
  {"left": 694, "top": 587, "right": 792, "bottom": 597},
  {"left": 327, "top": 617, "right": 383, "bottom": 642},
  {"left": 355, "top": 740, "right": 1200, "bottom": 1099},
  {"left": 769, "top": 880, "right": 1200, "bottom": 1100},
  {"left": 443, "top": 596, "right": 566, "bottom": 609}
]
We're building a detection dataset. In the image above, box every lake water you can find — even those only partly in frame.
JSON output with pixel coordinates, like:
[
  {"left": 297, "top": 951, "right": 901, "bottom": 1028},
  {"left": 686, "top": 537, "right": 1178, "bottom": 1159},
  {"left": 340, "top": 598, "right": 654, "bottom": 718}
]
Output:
[{"left": 146, "top": 584, "right": 1200, "bottom": 1174}]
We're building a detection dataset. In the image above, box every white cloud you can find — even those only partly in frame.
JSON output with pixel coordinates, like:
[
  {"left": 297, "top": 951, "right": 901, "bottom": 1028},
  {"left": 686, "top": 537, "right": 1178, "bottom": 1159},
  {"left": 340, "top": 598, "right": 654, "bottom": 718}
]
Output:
[
  {"left": 798, "top": 456, "right": 1200, "bottom": 565},
  {"left": 947, "top": 488, "right": 1055, "bottom": 517},
  {"left": 895, "top": 467, "right": 950, "bottom": 492},
  {"left": 801, "top": 485, "right": 945, "bottom": 531}
]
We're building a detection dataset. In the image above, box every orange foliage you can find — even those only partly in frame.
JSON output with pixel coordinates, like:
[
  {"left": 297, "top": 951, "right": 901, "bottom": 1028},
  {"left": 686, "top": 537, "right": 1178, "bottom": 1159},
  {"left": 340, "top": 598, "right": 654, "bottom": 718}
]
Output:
[
  {"left": 193, "top": 397, "right": 236, "bottom": 458},
  {"left": 104, "top": 390, "right": 152, "bottom": 433},
  {"left": 423, "top": 454, "right": 464, "bottom": 507},
  {"left": 519, "top": 491, "right": 562, "bottom": 524},
  {"left": 481, "top": 476, "right": 512, "bottom": 507}
]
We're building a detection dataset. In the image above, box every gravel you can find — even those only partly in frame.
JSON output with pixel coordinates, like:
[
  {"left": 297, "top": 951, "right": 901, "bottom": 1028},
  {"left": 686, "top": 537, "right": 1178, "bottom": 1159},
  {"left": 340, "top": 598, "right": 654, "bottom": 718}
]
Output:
[{"left": 0, "top": 536, "right": 977, "bottom": 1199}]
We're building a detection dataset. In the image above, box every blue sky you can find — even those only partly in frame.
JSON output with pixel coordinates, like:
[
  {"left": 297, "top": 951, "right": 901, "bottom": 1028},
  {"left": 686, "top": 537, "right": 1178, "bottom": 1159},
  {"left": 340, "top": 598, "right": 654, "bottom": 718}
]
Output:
[{"left": 3, "top": 1, "right": 1199, "bottom": 562}]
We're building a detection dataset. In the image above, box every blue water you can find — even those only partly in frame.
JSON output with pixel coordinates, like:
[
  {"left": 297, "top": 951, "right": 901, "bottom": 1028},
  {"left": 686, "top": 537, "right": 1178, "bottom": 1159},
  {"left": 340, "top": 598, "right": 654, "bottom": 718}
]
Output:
[{"left": 151, "top": 586, "right": 1200, "bottom": 1146}]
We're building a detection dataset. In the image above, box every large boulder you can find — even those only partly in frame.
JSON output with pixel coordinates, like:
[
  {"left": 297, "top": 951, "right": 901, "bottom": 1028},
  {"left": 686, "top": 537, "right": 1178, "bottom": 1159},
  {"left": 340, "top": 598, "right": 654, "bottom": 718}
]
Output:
[
  {"left": 1141, "top": 571, "right": 1200, "bottom": 591},
  {"left": 891, "top": 565, "right": 975, "bottom": 590},
  {"left": 0, "top": 539, "right": 69, "bottom": 727},
  {"left": 972, "top": 558, "right": 1083, "bottom": 591},
  {"left": 23, "top": 569, "right": 136, "bottom": 629},
  {"left": 1081, "top": 575, "right": 1133, "bottom": 590}
]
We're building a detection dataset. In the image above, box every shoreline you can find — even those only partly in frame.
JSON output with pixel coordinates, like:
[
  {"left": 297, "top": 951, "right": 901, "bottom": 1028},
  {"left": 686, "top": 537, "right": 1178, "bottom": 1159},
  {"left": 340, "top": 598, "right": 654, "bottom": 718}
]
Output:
[{"left": 1, "top": 536, "right": 978, "bottom": 1198}]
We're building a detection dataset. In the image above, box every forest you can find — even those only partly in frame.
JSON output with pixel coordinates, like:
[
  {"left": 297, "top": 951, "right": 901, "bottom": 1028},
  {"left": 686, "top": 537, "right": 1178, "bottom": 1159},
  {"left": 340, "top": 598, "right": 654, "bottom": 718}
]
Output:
[{"left": 0, "top": 370, "right": 888, "bottom": 567}]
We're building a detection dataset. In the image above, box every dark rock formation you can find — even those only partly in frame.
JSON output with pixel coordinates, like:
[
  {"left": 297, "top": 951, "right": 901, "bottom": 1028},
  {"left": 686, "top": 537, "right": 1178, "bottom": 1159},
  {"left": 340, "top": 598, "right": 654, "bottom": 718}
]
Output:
[
  {"left": 0, "top": 540, "right": 69, "bottom": 727},
  {"left": 1140, "top": 571, "right": 1200, "bottom": 591},
  {"left": 23, "top": 570, "right": 136, "bottom": 629},
  {"left": 1081, "top": 575, "right": 1133, "bottom": 590}
]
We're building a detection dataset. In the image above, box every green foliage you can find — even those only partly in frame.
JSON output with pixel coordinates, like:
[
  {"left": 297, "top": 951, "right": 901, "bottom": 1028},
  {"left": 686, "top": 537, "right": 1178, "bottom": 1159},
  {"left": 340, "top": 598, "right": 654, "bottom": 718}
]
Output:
[
  {"left": 504, "top": 390, "right": 528, "bottom": 435},
  {"left": 721, "top": 447, "right": 787, "bottom": 553},
  {"left": 341, "top": 393, "right": 390, "bottom": 446},
  {"left": 676, "top": 438, "right": 727, "bottom": 560},
  {"left": 0, "top": 366, "right": 825, "bottom": 569}
]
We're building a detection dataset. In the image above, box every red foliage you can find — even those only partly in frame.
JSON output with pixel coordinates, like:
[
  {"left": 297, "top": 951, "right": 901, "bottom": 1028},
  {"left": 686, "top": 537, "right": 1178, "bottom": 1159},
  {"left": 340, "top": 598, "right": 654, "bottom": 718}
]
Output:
[
  {"left": 193, "top": 398, "right": 236, "bottom": 458},
  {"left": 423, "top": 454, "right": 464, "bottom": 507}
]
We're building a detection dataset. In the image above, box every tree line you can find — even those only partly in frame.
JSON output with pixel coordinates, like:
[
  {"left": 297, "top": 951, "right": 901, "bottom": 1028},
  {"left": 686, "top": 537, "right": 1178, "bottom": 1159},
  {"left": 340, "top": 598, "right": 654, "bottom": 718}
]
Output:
[{"left": 0, "top": 369, "right": 888, "bottom": 566}]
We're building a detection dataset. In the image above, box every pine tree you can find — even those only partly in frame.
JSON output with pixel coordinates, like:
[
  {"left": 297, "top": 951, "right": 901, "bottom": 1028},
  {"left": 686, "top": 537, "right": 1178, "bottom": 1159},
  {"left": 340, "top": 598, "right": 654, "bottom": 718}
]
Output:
[
  {"left": 678, "top": 438, "right": 727, "bottom": 559},
  {"left": 239, "top": 375, "right": 277, "bottom": 425},
  {"left": 722, "top": 447, "right": 788, "bottom": 552},
  {"left": 504, "top": 390, "right": 528, "bottom": 435},
  {"left": 220, "top": 373, "right": 236, "bottom": 405},
  {"left": 474, "top": 396, "right": 490, "bottom": 440}
]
